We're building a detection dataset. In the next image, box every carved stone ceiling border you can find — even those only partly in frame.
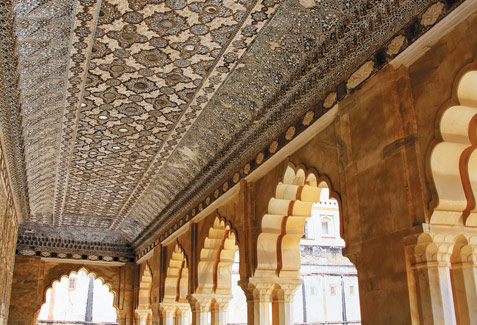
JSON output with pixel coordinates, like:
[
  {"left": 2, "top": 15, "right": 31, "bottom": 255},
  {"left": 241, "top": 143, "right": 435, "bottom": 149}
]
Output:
[{"left": 4, "top": 0, "right": 459, "bottom": 256}]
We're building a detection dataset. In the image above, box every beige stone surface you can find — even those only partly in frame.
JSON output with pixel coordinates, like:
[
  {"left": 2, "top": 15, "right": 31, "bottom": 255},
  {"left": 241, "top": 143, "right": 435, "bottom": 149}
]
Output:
[{"left": 8, "top": 257, "right": 138, "bottom": 325}]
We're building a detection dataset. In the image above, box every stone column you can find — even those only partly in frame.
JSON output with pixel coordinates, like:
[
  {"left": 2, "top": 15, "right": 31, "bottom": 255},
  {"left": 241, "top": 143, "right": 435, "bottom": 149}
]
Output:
[
  {"left": 210, "top": 295, "right": 233, "bottom": 325},
  {"left": 187, "top": 294, "right": 211, "bottom": 325},
  {"left": 159, "top": 304, "right": 176, "bottom": 325},
  {"left": 151, "top": 303, "right": 161, "bottom": 325},
  {"left": 271, "top": 283, "right": 299, "bottom": 325},
  {"left": 176, "top": 303, "right": 191, "bottom": 325},
  {"left": 239, "top": 279, "right": 273, "bottom": 325},
  {"left": 412, "top": 235, "right": 456, "bottom": 324},
  {"left": 135, "top": 308, "right": 152, "bottom": 325},
  {"left": 451, "top": 243, "right": 477, "bottom": 324}
]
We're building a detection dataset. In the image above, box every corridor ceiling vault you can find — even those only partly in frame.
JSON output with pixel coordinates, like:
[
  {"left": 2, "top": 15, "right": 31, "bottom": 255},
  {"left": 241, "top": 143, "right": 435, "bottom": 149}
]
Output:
[{"left": 0, "top": 0, "right": 459, "bottom": 260}]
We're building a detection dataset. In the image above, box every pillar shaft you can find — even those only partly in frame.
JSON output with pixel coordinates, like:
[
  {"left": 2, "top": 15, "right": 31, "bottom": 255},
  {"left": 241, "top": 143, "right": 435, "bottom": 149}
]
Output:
[
  {"left": 162, "top": 313, "right": 174, "bottom": 325},
  {"left": 451, "top": 263, "right": 477, "bottom": 324},
  {"left": 187, "top": 294, "right": 211, "bottom": 325},
  {"left": 415, "top": 262, "right": 456, "bottom": 324},
  {"left": 211, "top": 296, "right": 232, "bottom": 325},
  {"left": 176, "top": 313, "right": 189, "bottom": 325},
  {"left": 135, "top": 308, "right": 152, "bottom": 325},
  {"left": 272, "top": 298, "right": 294, "bottom": 325},
  {"left": 241, "top": 278, "right": 299, "bottom": 325},
  {"left": 211, "top": 309, "right": 226, "bottom": 325},
  {"left": 241, "top": 294, "right": 270, "bottom": 325},
  {"left": 177, "top": 305, "right": 191, "bottom": 325},
  {"left": 191, "top": 310, "right": 208, "bottom": 325}
]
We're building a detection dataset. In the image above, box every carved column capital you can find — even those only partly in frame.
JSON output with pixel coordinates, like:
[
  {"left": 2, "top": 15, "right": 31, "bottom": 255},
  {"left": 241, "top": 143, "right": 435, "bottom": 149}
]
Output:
[
  {"left": 135, "top": 308, "right": 152, "bottom": 321},
  {"left": 239, "top": 278, "right": 273, "bottom": 302},
  {"left": 158, "top": 302, "right": 176, "bottom": 316},
  {"left": 187, "top": 293, "right": 212, "bottom": 313},
  {"left": 239, "top": 277, "right": 301, "bottom": 302},
  {"left": 407, "top": 230, "right": 456, "bottom": 267}
]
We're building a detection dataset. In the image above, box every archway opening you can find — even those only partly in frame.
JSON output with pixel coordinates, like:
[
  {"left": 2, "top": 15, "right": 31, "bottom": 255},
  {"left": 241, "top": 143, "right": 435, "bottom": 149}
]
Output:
[
  {"left": 37, "top": 268, "right": 118, "bottom": 324},
  {"left": 254, "top": 164, "right": 361, "bottom": 324},
  {"left": 227, "top": 250, "right": 247, "bottom": 324},
  {"left": 191, "top": 216, "right": 241, "bottom": 322},
  {"left": 296, "top": 185, "right": 360, "bottom": 324},
  {"left": 160, "top": 243, "right": 190, "bottom": 324}
]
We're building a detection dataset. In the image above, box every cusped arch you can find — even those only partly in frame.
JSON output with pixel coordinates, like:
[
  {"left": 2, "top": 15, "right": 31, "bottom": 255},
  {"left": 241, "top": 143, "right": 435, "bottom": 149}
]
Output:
[
  {"left": 163, "top": 242, "right": 188, "bottom": 303},
  {"left": 38, "top": 267, "right": 119, "bottom": 321},
  {"left": 42, "top": 266, "right": 118, "bottom": 309},
  {"left": 256, "top": 163, "right": 340, "bottom": 279},
  {"left": 138, "top": 264, "right": 153, "bottom": 308},
  {"left": 197, "top": 215, "right": 239, "bottom": 295},
  {"left": 430, "top": 70, "right": 477, "bottom": 226}
]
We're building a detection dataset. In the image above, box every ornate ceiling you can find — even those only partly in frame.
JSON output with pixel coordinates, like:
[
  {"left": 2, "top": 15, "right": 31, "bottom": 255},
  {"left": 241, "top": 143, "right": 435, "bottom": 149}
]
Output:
[{"left": 0, "top": 0, "right": 458, "bottom": 259}]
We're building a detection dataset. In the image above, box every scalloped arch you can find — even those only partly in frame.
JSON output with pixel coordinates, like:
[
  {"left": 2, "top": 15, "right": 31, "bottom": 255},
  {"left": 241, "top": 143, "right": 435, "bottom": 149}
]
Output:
[
  {"left": 138, "top": 263, "right": 153, "bottom": 308},
  {"left": 430, "top": 70, "right": 477, "bottom": 226},
  {"left": 256, "top": 162, "right": 340, "bottom": 279},
  {"left": 163, "top": 242, "right": 189, "bottom": 303},
  {"left": 197, "top": 216, "right": 239, "bottom": 295},
  {"left": 38, "top": 267, "right": 118, "bottom": 321}
]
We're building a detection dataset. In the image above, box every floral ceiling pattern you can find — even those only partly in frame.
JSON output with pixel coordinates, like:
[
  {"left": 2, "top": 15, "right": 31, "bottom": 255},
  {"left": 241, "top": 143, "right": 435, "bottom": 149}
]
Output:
[{"left": 0, "top": 0, "right": 454, "bottom": 257}]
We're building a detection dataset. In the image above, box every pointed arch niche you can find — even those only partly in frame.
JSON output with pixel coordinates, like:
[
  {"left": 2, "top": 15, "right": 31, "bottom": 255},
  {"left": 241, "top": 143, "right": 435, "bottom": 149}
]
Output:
[
  {"left": 430, "top": 70, "right": 477, "bottom": 226},
  {"left": 36, "top": 268, "right": 118, "bottom": 324}
]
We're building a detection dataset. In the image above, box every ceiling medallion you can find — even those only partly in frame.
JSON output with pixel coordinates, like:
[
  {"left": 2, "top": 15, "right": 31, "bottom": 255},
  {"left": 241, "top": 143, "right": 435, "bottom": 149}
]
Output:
[
  {"left": 183, "top": 44, "right": 197, "bottom": 53},
  {"left": 146, "top": 54, "right": 159, "bottom": 62},
  {"left": 160, "top": 19, "right": 175, "bottom": 28},
  {"left": 134, "top": 82, "right": 147, "bottom": 90},
  {"left": 110, "top": 64, "right": 125, "bottom": 72},
  {"left": 203, "top": 5, "right": 219, "bottom": 15},
  {"left": 103, "top": 92, "right": 116, "bottom": 99},
  {"left": 120, "top": 32, "right": 135, "bottom": 41}
]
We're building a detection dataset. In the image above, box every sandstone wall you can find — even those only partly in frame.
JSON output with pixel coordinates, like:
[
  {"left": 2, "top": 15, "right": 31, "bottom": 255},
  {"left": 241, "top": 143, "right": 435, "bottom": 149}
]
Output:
[
  {"left": 8, "top": 256, "right": 138, "bottom": 325},
  {"left": 285, "top": 10, "right": 477, "bottom": 324}
]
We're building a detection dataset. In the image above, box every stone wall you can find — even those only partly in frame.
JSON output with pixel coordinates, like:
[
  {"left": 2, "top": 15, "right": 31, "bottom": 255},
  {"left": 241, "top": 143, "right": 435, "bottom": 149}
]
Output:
[
  {"left": 285, "top": 10, "right": 477, "bottom": 324},
  {"left": 8, "top": 257, "right": 138, "bottom": 325},
  {"left": 0, "top": 141, "right": 21, "bottom": 325}
]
